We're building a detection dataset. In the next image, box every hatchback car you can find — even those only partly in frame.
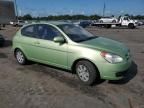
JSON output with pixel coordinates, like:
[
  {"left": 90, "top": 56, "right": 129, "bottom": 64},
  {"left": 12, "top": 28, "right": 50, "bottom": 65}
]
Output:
[{"left": 13, "top": 22, "right": 132, "bottom": 85}]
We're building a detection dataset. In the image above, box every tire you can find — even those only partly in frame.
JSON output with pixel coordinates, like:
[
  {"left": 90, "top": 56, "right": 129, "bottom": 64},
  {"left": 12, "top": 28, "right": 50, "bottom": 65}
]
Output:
[
  {"left": 100, "top": 20, "right": 103, "bottom": 23},
  {"left": 75, "top": 60, "right": 99, "bottom": 85},
  {"left": 15, "top": 49, "right": 27, "bottom": 65},
  {"left": 128, "top": 23, "right": 135, "bottom": 29},
  {"left": 112, "top": 20, "right": 116, "bottom": 23}
]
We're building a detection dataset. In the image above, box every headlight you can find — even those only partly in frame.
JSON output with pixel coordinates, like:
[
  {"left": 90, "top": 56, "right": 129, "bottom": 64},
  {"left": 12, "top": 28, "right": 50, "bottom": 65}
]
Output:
[{"left": 101, "top": 51, "right": 123, "bottom": 64}]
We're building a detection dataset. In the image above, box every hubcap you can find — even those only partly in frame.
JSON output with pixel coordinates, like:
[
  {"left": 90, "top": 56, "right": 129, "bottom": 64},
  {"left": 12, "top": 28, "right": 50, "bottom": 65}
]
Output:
[
  {"left": 77, "top": 65, "right": 89, "bottom": 82},
  {"left": 16, "top": 51, "right": 24, "bottom": 64}
]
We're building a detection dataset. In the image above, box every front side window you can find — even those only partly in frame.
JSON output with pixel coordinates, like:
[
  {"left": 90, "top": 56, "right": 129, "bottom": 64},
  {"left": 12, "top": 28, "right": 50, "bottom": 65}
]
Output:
[
  {"left": 124, "top": 17, "right": 129, "bottom": 21},
  {"left": 58, "top": 24, "right": 97, "bottom": 42},
  {"left": 36, "top": 24, "right": 62, "bottom": 41}
]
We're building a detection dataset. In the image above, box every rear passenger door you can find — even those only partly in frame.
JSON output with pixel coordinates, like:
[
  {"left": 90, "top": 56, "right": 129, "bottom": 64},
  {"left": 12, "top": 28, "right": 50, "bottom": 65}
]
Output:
[{"left": 34, "top": 24, "right": 68, "bottom": 69}]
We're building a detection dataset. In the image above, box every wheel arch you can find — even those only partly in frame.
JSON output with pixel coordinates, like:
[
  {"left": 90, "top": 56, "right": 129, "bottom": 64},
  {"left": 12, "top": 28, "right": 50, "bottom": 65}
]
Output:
[
  {"left": 71, "top": 58, "right": 100, "bottom": 76},
  {"left": 128, "top": 23, "right": 135, "bottom": 29},
  {"left": 14, "top": 47, "right": 27, "bottom": 58}
]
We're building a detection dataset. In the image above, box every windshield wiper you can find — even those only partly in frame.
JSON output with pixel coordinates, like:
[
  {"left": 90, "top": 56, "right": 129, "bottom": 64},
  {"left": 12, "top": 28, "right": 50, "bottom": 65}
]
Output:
[
  {"left": 87, "top": 36, "right": 98, "bottom": 40},
  {"left": 76, "top": 36, "right": 98, "bottom": 42}
]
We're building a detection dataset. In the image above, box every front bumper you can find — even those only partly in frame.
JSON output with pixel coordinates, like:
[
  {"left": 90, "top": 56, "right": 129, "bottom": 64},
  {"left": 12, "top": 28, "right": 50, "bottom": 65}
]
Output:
[{"left": 97, "top": 58, "right": 132, "bottom": 80}]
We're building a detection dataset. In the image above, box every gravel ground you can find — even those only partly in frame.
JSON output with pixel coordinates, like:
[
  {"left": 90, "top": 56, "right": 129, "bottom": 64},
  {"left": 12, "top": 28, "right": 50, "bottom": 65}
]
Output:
[{"left": 0, "top": 25, "right": 144, "bottom": 108}]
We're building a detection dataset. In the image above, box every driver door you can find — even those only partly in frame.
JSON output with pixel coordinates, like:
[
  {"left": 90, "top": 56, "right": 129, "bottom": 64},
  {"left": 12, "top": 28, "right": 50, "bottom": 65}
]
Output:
[
  {"left": 33, "top": 24, "right": 68, "bottom": 69},
  {"left": 122, "top": 17, "right": 129, "bottom": 26}
]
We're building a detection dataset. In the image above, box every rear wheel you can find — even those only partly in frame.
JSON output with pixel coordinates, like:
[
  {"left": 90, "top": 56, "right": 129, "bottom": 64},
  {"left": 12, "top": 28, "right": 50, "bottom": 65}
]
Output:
[
  {"left": 99, "top": 20, "right": 103, "bottom": 23},
  {"left": 112, "top": 20, "right": 116, "bottom": 23},
  {"left": 75, "top": 60, "right": 99, "bottom": 85},
  {"left": 15, "top": 49, "right": 27, "bottom": 65}
]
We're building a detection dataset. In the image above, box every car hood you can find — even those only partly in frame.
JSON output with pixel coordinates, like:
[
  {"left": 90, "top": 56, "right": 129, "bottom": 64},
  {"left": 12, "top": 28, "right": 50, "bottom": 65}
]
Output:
[{"left": 80, "top": 37, "right": 129, "bottom": 57}]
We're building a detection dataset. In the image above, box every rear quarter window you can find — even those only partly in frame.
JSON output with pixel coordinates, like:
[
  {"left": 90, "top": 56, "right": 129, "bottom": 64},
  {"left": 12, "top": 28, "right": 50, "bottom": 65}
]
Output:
[{"left": 21, "top": 25, "right": 37, "bottom": 38}]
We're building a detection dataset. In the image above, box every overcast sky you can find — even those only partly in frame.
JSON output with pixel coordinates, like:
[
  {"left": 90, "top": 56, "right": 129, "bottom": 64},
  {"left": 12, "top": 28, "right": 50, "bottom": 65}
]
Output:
[{"left": 15, "top": 0, "right": 144, "bottom": 16}]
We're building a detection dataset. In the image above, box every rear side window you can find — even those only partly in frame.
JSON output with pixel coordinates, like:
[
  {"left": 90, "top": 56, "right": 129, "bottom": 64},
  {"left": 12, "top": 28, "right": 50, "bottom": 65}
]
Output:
[{"left": 21, "top": 25, "right": 37, "bottom": 38}]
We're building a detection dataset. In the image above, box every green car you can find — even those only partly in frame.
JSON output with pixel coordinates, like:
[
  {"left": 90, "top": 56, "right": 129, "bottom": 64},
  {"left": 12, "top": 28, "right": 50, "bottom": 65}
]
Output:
[{"left": 13, "top": 21, "right": 132, "bottom": 85}]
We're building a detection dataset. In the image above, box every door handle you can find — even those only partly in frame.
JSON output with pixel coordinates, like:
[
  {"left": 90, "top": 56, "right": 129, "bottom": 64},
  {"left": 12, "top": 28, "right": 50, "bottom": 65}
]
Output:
[{"left": 34, "top": 41, "right": 40, "bottom": 44}]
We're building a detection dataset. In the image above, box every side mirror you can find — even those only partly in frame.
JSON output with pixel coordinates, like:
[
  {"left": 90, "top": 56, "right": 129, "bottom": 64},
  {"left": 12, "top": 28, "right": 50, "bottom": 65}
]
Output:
[{"left": 53, "top": 36, "right": 65, "bottom": 43}]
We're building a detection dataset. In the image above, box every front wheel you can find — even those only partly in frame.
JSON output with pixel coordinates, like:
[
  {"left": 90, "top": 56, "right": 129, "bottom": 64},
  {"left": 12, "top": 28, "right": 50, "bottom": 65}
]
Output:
[
  {"left": 15, "top": 49, "right": 27, "bottom": 65},
  {"left": 128, "top": 23, "right": 135, "bottom": 29},
  {"left": 76, "top": 60, "right": 99, "bottom": 85}
]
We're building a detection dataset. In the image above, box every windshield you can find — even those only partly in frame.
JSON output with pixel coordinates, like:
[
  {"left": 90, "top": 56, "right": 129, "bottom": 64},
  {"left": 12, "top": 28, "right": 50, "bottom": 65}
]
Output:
[{"left": 58, "top": 24, "right": 97, "bottom": 42}]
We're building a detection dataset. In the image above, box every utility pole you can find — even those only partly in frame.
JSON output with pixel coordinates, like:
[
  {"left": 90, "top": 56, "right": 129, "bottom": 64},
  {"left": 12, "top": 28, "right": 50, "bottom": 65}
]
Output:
[
  {"left": 14, "top": 0, "right": 18, "bottom": 21},
  {"left": 103, "top": 2, "right": 106, "bottom": 17}
]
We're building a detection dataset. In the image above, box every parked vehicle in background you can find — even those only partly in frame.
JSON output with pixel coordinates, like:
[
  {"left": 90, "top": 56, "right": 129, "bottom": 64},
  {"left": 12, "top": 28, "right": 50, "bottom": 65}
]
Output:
[
  {"left": 10, "top": 20, "right": 25, "bottom": 27},
  {"left": 13, "top": 21, "right": 132, "bottom": 85},
  {"left": 118, "top": 16, "right": 137, "bottom": 28},
  {"left": 74, "top": 20, "right": 91, "bottom": 28},
  {"left": 136, "top": 20, "right": 144, "bottom": 26},
  {"left": 92, "top": 16, "right": 137, "bottom": 29},
  {"left": 0, "top": 0, "right": 16, "bottom": 26},
  {"left": 79, "top": 20, "right": 91, "bottom": 28},
  {"left": 0, "top": 34, "right": 5, "bottom": 46},
  {"left": 99, "top": 17, "right": 118, "bottom": 23}
]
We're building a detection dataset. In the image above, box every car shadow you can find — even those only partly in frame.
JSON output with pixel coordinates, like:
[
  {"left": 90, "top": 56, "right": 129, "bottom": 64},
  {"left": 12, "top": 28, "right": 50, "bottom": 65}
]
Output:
[
  {"left": 0, "top": 53, "right": 8, "bottom": 58},
  {"left": 92, "top": 79, "right": 106, "bottom": 86},
  {"left": 16, "top": 60, "right": 138, "bottom": 102},
  {"left": 3, "top": 40, "right": 12, "bottom": 47},
  {"left": 19, "top": 60, "right": 137, "bottom": 86},
  {"left": 108, "top": 61, "right": 138, "bottom": 85},
  {"left": 23, "top": 61, "right": 106, "bottom": 86}
]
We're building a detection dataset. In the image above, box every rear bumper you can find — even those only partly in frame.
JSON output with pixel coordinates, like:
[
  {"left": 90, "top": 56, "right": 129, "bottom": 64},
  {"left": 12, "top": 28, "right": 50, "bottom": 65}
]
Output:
[{"left": 97, "top": 59, "right": 132, "bottom": 80}]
